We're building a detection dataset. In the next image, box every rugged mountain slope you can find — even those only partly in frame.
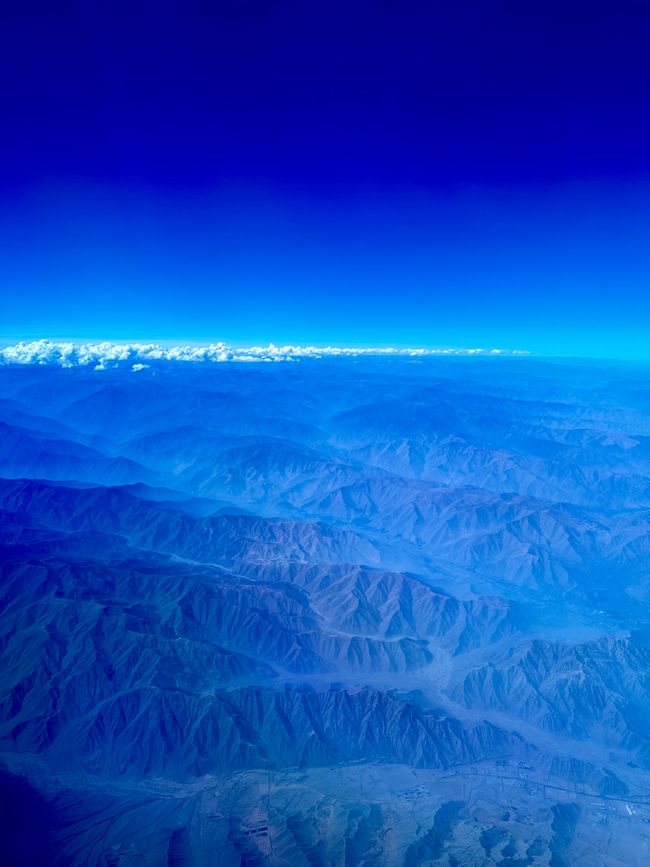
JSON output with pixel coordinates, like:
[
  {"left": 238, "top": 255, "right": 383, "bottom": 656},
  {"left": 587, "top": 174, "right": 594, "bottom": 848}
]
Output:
[
  {"left": 0, "top": 421, "right": 155, "bottom": 486},
  {"left": 1, "top": 356, "right": 650, "bottom": 864},
  {"left": 453, "top": 634, "right": 650, "bottom": 759}
]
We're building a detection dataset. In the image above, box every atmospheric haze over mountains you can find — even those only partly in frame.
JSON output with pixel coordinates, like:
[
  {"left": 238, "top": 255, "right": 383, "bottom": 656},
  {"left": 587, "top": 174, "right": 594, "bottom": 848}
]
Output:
[{"left": 2, "top": 350, "right": 650, "bottom": 865}]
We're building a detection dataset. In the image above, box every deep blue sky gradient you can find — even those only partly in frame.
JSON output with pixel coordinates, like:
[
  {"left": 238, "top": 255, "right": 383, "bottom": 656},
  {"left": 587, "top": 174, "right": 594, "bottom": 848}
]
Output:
[{"left": 1, "top": 1, "right": 649, "bottom": 356}]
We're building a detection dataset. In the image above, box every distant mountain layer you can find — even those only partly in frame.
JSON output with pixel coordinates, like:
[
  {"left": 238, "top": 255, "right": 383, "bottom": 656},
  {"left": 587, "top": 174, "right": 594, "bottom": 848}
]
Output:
[{"left": 1, "top": 357, "right": 650, "bottom": 865}]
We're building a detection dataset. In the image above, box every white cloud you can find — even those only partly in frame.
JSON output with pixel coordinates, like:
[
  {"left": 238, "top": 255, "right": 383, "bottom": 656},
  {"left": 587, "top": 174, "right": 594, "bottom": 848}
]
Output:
[{"left": 0, "top": 339, "right": 529, "bottom": 368}]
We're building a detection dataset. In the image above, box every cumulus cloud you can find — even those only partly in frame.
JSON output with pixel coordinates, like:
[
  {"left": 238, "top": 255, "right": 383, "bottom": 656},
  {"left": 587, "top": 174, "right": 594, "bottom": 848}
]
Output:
[{"left": 0, "top": 340, "right": 529, "bottom": 368}]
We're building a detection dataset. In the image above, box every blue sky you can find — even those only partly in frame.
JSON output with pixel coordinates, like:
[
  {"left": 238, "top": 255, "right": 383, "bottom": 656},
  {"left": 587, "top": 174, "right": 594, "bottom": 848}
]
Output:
[{"left": 1, "top": 1, "right": 649, "bottom": 358}]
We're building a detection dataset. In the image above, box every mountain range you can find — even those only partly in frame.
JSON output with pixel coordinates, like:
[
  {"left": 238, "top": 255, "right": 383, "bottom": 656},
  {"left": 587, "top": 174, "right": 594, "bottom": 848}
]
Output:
[{"left": 1, "top": 356, "right": 650, "bottom": 865}]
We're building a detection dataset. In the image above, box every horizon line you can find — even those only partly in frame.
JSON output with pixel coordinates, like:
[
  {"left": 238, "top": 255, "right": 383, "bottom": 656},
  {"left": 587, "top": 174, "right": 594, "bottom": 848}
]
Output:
[
  {"left": 0, "top": 339, "right": 531, "bottom": 368},
  {"left": 1, "top": 339, "right": 649, "bottom": 367}
]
